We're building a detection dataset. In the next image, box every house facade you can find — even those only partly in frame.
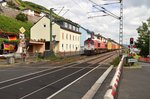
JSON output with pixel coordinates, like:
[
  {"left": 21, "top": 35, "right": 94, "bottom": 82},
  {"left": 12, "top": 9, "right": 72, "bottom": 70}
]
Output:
[
  {"left": 30, "top": 16, "right": 81, "bottom": 56},
  {"left": 79, "top": 27, "right": 91, "bottom": 47}
]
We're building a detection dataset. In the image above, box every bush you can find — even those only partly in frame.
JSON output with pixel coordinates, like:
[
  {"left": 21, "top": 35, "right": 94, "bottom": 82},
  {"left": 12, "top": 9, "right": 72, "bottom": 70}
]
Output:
[
  {"left": 110, "top": 56, "right": 121, "bottom": 67},
  {"left": 16, "top": 13, "right": 28, "bottom": 22}
]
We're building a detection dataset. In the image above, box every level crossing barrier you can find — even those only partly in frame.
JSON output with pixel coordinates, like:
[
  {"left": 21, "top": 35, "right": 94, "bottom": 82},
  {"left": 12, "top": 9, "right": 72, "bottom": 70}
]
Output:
[{"left": 104, "top": 55, "right": 125, "bottom": 99}]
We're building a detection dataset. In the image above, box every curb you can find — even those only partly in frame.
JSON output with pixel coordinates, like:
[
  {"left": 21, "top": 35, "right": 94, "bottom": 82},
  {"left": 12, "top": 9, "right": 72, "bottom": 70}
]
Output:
[{"left": 104, "top": 56, "right": 125, "bottom": 99}]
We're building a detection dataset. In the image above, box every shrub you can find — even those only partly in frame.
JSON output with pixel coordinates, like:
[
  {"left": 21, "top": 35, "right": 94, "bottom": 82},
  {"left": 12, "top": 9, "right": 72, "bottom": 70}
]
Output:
[{"left": 16, "top": 13, "right": 28, "bottom": 22}]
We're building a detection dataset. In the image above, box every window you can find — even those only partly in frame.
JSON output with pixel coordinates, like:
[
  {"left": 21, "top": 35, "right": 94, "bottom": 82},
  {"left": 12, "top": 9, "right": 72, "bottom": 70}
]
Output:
[
  {"left": 73, "top": 35, "right": 74, "bottom": 40},
  {"left": 98, "top": 43, "right": 100, "bottom": 47},
  {"left": 62, "top": 44, "right": 64, "bottom": 50},
  {"left": 73, "top": 44, "right": 74, "bottom": 49},
  {"left": 64, "top": 22, "right": 68, "bottom": 28},
  {"left": 69, "top": 24, "right": 72, "bottom": 29},
  {"left": 70, "top": 44, "right": 71, "bottom": 49},
  {"left": 78, "top": 36, "right": 80, "bottom": 41},
  {"left": 66, "top": 34, "right": 67, "bottom": 40},
  {"left": 73, "top": 26, "right": 76, "bottom": 31},
  {"left": 66, "top": 44, "right": 68, "bottom": 50},
  {"left": 76, "top": 27, "right": 79, "bottom": 32},
  {"left": 70, "top": 35, "right": 71, "bottom": 40},
  {"left": 43, "top": 24, "right": 46, "bottom": 27},
  {"left": 62, "top": 33, "right": 64, "bottom": 40}
]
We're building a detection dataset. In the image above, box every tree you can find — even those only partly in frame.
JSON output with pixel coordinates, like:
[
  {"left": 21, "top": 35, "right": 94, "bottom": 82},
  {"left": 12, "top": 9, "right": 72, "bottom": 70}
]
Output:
[
  {"left": 135, "top": 17, "right": 150, "bottom": 57},
  {"left": 16, "top": 13, "right": 28, "bottom": 22}
]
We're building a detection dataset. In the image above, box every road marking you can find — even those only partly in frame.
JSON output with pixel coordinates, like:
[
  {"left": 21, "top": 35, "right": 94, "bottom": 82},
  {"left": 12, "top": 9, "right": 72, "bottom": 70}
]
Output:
[
  {"left": 0, "top": 63, "right": 78, "bottom": 90},
  {"left": 20, "top": 55, "right": 113, "bottom": 99},
  {"left": 20, "top": 65, "right": 94, "bottom": 99},
  {"left": 46, "top": 58, "right": 111, "bottom": 99},
  {"left": 82, "top": 65, "right": 114, "bottom": 99},
  {"left": 0, "top": 54, "right": 104, "bottom": 85}
]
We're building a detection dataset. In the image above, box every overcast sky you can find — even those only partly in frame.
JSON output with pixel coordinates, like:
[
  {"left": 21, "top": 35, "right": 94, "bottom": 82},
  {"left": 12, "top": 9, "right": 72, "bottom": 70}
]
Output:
[{"left": 23, "top": 0, "right": 150, "bottom": 45}]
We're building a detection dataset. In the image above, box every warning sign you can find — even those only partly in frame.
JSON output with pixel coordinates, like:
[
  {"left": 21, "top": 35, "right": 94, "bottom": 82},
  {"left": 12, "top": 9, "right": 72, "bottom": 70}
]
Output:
[{"left": 19, "top": 27, "right": 26, "bottom": 33}]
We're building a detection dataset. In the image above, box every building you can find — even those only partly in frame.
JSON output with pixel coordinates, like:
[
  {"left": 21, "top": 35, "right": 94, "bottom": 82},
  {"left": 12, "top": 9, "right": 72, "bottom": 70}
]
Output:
[
  {"left": 79, "top": 27, "right": 91, "bottom": 47},
  {"left": 0, "top": 0, "right": 7, "bottom": 6},
  {"left": 22, "top": 9, "right": 35, "bottom": 16},
  {"left": 30, "top": 16, "right": 81, "bottom": 56}
]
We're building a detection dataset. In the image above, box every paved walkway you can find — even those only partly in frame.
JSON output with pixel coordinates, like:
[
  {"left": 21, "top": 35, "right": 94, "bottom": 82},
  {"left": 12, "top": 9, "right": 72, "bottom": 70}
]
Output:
[{"left": 118, "top": 62, "right": 150, "bottom": 99}]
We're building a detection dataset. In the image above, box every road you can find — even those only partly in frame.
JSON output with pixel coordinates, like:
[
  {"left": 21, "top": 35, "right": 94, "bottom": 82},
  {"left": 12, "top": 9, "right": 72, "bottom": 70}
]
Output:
[{"left": 0, "top": 52, "right": 117, "bottom": 99}]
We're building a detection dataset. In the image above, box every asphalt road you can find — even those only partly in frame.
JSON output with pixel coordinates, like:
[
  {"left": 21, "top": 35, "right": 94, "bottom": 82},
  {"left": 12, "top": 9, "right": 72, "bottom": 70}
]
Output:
[{"left": 0, "top": 52, "right": 117, "bottom": 99}]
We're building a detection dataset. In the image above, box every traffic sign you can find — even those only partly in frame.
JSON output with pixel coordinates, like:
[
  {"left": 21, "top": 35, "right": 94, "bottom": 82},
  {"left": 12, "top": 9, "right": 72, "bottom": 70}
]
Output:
[
  {"left": 128, "top": 58, "right": 137, "bottom": 63},
  {"left": 19, "top": 27, "right": 26, "bottom": 33}
]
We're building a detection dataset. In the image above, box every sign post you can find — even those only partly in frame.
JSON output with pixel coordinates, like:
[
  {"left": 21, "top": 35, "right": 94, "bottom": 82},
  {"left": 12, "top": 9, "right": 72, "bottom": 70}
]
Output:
[{"left": 19, "top": 27, "right": 26, "bottom": 62}]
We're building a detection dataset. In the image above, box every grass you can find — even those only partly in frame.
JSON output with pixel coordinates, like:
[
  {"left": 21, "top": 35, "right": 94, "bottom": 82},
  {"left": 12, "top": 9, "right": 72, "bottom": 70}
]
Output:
[
  {"left": 0, "top": 14, "right": 33, "bottom": 38},
  {"left": 110, "top": 56, "right": 121, "bottom": 67}
]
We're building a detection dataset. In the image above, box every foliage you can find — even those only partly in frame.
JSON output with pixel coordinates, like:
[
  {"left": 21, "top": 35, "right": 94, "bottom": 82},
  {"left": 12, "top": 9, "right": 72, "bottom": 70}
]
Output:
[
  {"left": 12, "top": 0, "right": 49, "bottom": 13},
  {"left": 110, "top": 56, "right": 120, "bottom": 67},
  {"left": 22, "top": 1, "right": 49, "bottom": 12},
  {"left": 7, "top": 1, "right": 17, "bottom": 9},
  {"left": 16, "top": 13, "right": 28, "bottom": 22},
  {"left": 135, "top": 17, "right": 150, "bottom": 57},
  {"left": 0, "top": 14, "right": 32, "bottom": 38}
]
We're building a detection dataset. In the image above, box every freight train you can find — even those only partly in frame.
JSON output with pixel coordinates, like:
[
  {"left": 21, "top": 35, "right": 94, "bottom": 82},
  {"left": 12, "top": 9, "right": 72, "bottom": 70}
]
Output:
[
  {"left": 84, "top": 34, "right": 120, "bottom": 55},
  {"left": 0, "top": 32, "right": 18, "bottom": 54}
]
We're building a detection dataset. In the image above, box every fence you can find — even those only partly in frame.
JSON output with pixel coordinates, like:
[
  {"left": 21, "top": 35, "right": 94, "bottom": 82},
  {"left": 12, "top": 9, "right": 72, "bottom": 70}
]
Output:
[{"left": 138, "top": 57, "right": 150, "bottom": 62}]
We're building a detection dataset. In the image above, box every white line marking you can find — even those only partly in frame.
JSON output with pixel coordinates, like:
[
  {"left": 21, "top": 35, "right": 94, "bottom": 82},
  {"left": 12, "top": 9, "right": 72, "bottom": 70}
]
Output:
[
  {"left": 20, "top": 56, "right": 112, "bottom": 99},
  {"left": 0, "top": 63, "right": 78, "bottom": 90},
  {"left": 82, "top": 65, "right": 114, "bottom": 99},
  {"left": 46, "top": 54, "right": 115, "bottom": 99},
  {"left": 46, "top": 66, "right": 108, "bottom": 98},
  {"left": 19, "top": 64, "right": 94, "bottom": 99}
]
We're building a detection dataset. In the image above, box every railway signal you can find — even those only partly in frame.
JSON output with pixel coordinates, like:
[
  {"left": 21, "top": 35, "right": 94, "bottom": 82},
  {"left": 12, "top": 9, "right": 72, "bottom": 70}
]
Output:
[{"left": 130, "top": 37, "right": 134, "bottom": 45}]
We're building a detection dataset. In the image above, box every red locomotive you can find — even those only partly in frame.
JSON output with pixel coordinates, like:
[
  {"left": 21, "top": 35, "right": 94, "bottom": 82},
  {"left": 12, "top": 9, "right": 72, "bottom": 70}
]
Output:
[
  {"left": 84, "top": 37, "right": 107, "bottom": 55},
  {"left": 84, "top": 35, "right": 119, "bottom": 55}
]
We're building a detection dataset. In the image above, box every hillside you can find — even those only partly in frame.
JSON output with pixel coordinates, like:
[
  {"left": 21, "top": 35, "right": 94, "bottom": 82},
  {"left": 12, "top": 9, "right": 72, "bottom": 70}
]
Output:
[
  {"left": 6, "top": 0, "right": 49, "bottom": 13},
  {"left": 0, "top": 14, "right": 33, "bottom": 38}
]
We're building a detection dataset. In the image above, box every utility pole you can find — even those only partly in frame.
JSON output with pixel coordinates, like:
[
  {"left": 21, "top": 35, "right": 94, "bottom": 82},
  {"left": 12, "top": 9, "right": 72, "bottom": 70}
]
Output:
[
  {"left": 119, "top": 0, "right": 123, "bottom": 56},
  {"left": 148, "top": 27, "right": 150, "bottom": 57},
  {"left": 88, "top": 0, "right": 123, "bottom": 56},
  {"left": 50, "top": 8, "right": 53, "bottom": 51}
]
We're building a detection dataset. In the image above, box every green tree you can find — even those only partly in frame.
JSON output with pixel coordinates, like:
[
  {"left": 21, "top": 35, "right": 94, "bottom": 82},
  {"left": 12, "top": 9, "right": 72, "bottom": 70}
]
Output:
[
  {"left": 16, "top": 13, "right": 28, "bottom": 22},
  {"left": 135, "top": 17, "right": 150, "bottom": 57}
]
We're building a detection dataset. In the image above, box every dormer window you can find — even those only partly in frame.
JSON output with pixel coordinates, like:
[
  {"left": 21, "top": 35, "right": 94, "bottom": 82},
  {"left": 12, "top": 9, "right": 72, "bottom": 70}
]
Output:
[{"left": 64, "top": 22, "right": 68, "bottom": 28}]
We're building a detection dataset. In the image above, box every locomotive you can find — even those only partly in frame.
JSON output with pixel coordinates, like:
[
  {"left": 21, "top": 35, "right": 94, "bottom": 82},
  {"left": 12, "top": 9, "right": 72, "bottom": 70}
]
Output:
[
  {"left": 84, "top": 34, "right": 119, "bottom": 55},
  {"left": 0, "top": 32, "right": 18, "bottom": 54}
]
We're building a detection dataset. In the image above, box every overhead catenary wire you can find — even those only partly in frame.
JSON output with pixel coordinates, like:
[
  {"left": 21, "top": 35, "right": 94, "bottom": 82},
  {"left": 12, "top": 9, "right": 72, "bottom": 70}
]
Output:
[
  {"left": 57, "top": 6, "right": 64, "bottom": 15},
  {"left": 89, "top": 0, "right": 120, "bottom": 20}
]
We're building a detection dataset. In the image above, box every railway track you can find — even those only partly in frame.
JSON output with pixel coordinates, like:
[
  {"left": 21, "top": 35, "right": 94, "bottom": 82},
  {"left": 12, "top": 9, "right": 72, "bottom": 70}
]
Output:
[{"left": 0, "top": 51, "right": 118, "bottom": 99}]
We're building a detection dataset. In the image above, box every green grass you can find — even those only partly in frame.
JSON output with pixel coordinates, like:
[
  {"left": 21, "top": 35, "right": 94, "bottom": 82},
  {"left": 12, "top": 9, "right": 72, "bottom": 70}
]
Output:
[
  {"left": 110, "top": 56, "right": 121, "bottom": 67},
  {"left": 0, "top": 14, "right": 33, "bottom": 38},
  {"left": 13, "top": 0, "right": 49, "bottom": 13}
]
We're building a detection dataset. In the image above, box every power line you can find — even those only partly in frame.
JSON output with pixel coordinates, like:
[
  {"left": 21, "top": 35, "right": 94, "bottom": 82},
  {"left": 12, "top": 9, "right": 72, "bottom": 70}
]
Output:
[
  {"left": 57, "top": 6, "right": 64, "bottom": 15},
  {"left": 89, "top": 0, "right": 120, "bottom": 19}
]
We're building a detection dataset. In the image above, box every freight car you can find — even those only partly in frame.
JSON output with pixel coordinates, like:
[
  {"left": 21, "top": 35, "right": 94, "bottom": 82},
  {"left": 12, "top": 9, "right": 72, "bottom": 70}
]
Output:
[{"left": 84, "top": 36, "right": 120, "bottom": 55}]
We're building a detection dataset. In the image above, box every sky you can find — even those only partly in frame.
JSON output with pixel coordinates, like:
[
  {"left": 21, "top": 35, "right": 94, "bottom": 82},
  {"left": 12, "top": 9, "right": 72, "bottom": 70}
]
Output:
[{"left": 23, "top": 0, "right": 150, "bottom": 45}]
